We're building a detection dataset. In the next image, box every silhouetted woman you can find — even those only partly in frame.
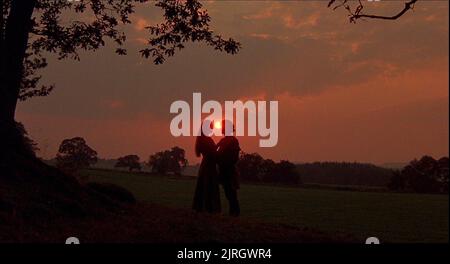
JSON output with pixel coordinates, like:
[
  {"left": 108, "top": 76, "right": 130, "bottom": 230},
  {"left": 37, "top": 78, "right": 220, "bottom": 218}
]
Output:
[{"left": 192, "top": 123, "right": 221, "bottom": 213}]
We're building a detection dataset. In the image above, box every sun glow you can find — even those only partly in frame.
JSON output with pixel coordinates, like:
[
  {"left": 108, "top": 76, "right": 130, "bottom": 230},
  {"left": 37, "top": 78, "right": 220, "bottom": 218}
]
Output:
[{"left": 214, "top": 120, "right": 222, "bottom": 130}]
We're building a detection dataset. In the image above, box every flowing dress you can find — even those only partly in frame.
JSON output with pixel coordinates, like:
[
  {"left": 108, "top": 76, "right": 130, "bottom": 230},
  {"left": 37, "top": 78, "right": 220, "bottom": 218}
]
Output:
[{"left": 192, "top": 137, "right": 221, "bottom": 213}]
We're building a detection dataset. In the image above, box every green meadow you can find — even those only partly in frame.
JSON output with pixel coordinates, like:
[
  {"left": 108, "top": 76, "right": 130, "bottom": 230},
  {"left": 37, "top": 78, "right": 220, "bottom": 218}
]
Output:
[{"left": 83, "top": 169, "right": 449, "bottom": 243}]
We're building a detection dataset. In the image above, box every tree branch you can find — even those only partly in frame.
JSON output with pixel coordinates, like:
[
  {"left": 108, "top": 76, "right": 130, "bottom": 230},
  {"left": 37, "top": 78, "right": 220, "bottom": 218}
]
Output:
[{"left": 329, "top": 0, "right": 418, "bottom": 22}]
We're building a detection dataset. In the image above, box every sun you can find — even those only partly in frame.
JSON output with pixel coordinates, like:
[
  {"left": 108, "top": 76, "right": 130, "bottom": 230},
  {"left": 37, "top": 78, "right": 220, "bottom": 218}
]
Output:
[{"left": 214, "top": 120, "right": 222, "bottom": 129}]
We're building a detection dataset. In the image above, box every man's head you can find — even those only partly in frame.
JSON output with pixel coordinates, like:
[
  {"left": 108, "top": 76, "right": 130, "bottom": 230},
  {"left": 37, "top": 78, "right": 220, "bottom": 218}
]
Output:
[{"left": 222, "top": 119, "right": 235, "bottom": 136}]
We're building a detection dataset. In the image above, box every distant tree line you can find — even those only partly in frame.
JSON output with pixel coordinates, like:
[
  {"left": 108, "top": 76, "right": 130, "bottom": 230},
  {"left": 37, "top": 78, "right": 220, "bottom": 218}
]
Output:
[
  {"left": 53, "top": 137, "right": 187, "bottom": 176},
  {"left": 297, "top": 162, "right": 394, "bottom": 187},
  {"left": 388, "top": 156, "right": 448, "bottom": 194},
  {"left": 110, "top": 147, "right": 188, "bottom": 175},
  {"left": 51, "top": 137, "right": 448, "bottom": 194},
  {"left": 237, "top": 152, "right": 301, "bottom": 185}
]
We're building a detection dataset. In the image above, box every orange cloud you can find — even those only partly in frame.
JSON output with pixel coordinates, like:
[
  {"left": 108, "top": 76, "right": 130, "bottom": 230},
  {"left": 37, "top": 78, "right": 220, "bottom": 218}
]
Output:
[
  {"left": 249, "top": 33, "right": 272, "bottom": 40},
  {"left": 282, "top": 12, "right": 320, "bottom": 29},
  {"left": 243, "top": 3, "right": 281, "bottom": 20}
]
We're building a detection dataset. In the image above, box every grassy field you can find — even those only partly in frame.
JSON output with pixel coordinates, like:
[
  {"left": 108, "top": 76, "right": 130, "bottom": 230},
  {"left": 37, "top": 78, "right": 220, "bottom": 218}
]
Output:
[{"left": 83, "top": 169, "right": 449, "bottom": 243}]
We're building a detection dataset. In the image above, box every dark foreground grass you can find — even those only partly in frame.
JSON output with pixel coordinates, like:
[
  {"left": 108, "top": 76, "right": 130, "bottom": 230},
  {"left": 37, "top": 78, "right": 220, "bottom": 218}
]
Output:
[
  {"left": 1, "top": 202, "right": 353, "bottom": 243},
  {"left": 0, "top": 163, "right": 351, "bottom": 243},
  {"left": 83, "top": 169, "right": 449, "bottom": 243}
]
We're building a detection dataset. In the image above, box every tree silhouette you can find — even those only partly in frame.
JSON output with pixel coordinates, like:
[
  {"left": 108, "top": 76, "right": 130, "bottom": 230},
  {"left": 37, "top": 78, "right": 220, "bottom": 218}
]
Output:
[
  {"left": 0, "top": 0, "right": 240, "bottom": 159},
  {"left": 237, "top": 152, "right": 301, "bottom": 185},
  {"left": 273, "top": 160, "right": 302, "bottom": 185},
  {"left": 237, "top": 152, "right": 265, "bottom": 182},
  {"left": 328, "top": 0, "right": 418, "bottom": 23},
  {"left": 56, "top": 137, "right": 98, "bottom": 173},
  {"left": 388, "top": 170, "right": 407, "bottom": 191},
  {"left": 115, "top": 155, "right": 142, "bottom": 172},
  {"left": 147, "top": 146, "right": 187, "bottom": 175},
  {"left": 388, "top": 155, "right": 449, "bottom": 194},
  {"left": 14, "top": 121, "right": 39, "bottom": 157}
]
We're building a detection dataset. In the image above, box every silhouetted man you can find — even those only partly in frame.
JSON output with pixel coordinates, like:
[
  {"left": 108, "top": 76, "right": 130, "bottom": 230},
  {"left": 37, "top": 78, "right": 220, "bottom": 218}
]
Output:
[{"left": 217, "top": 120, "right": 241, "bottom": 216}]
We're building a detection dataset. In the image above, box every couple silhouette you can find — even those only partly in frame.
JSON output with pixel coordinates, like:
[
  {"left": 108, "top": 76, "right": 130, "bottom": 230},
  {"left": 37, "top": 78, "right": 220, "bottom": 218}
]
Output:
[{"left": 192, "top": 120, "right": 241, "bottom": 216}]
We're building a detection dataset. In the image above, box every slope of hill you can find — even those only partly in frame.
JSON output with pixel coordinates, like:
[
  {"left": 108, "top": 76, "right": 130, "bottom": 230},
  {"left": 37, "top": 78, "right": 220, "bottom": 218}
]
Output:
[
  {"left": 2, "top": 202, "right": 354, "bottom": 243},
  {"left": 0, "top": 160, "right": 352, "bottom": 243}
]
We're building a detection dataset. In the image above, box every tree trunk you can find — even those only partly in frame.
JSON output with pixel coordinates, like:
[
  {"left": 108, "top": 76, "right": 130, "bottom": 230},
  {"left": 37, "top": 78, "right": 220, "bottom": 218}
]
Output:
[{"left": 0, "top": 0, "right": 36, "bottom": 160}]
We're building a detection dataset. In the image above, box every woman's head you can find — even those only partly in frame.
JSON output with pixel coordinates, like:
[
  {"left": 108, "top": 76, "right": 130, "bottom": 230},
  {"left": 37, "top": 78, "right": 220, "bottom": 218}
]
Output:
[{"left": 195, "top": 119, "right": 214, "bottom": 157}]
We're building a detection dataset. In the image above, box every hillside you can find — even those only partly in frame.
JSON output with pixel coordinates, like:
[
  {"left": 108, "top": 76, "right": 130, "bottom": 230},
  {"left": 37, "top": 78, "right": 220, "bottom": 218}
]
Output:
[
  {"left": 0, "top": 160, "right": 352, "bottom": 243},
  {"left": 2, "top": 202, "right": 355, "bottom": 243}
]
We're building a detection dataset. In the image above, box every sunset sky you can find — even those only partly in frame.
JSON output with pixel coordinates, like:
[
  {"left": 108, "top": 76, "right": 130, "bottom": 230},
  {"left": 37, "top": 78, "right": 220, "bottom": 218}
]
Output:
[{"left": 16, "top": 1, "right": 449, "bottom": 165}]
